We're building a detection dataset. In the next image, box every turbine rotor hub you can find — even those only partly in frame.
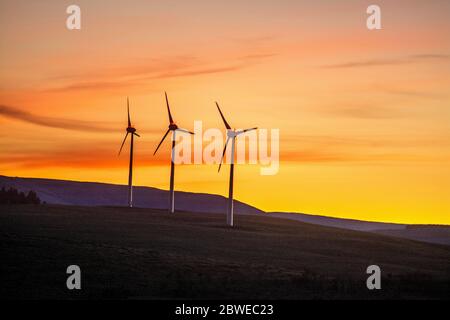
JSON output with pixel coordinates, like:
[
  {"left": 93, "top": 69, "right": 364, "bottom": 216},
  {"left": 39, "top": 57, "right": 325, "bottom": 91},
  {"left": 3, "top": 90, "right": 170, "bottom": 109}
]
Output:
[
  {"left": 127, "top": 127, "right": 136, "bottom": 133},
  {"left": 169, "top": 123, "right": 178, "bottom": 131},
  {"left": 227, "top": 130, "right": 237, "bottom": 138}
]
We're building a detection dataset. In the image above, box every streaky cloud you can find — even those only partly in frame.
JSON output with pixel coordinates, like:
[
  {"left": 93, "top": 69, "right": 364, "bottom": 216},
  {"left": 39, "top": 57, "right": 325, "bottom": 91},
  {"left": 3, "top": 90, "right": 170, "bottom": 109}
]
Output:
[
  {"left": 321, "top": 53, "right": 450, "bottom": 69},
  {"left": 0, "top": 104, "right": 115, "bottom": 132},
  {"left": 47, "top": 65, "right": 244, "bottom": 92},
  {"left": 410, "top": 54, "right": 450, "bottom": 60},
  {"left": 321, "top": 59, "right": 406, "bottom": 69},
  {"left": 45, "top": 52, "right": 277, "bottom": 92}
]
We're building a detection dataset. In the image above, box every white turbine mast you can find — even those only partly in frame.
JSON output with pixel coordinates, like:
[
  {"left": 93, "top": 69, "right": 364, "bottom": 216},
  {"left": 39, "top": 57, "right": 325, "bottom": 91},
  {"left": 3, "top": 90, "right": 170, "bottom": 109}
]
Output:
[{"left": 216, "top": 102, "right": 257, "bottom": 227}]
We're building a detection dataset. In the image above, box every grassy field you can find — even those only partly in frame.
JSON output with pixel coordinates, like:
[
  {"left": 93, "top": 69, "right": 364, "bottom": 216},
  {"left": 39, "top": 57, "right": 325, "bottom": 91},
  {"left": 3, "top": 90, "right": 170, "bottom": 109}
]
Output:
[{"left": 1, "top": 204, "right": 449, "bottom": 299}]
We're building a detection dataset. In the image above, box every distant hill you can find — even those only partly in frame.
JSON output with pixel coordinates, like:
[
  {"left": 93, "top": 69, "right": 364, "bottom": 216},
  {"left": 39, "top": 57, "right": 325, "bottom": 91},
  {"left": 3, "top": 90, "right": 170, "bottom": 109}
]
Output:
[
  {"left": 266, "top": 211, "right": 405, "bottom": 231},
  {"left": 372, "top": 225, "right": 450, "bottom": 246},
  {"left": 1, "top": 175, "right": 449, "bottom": 246},
  {"left": 267, "top": 212, "right": 450, "bottom": 246},
  {"left": 0, "top": 175, "right": 262, "bottom": 215}
]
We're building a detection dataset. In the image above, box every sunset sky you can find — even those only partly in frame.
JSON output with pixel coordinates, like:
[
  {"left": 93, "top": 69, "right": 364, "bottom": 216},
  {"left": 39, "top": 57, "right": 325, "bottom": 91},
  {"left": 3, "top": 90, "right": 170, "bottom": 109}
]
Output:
[{"left": 1, "top": 0, "right": 449, "bottom": 224}]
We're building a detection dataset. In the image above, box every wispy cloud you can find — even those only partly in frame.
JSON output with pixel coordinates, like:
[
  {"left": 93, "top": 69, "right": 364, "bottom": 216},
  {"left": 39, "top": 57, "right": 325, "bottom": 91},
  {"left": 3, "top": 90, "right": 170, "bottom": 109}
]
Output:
[
  {"left": 321, "top": 53, "right": 450, "bottom": 69},
  {"left": 2, "top": 129, "right": 449, "bottom": 169},
  {"left": 48, "top": 65, "right": 244, "bottom": 92},
  {"left": 332, "top": 106, "right": 404, "bottom": 119},
  {"left": 379, "top": 88, "right": 443, "bottom": 99},
  {"left": 0, "top": 143, "right": 172, "bottom": 169},
  {"left": 280, "top": 134, "right": 450, "bottom": 164},
  {"left": 322, "top": 59, "right": 406, "bottom": 69},
  {"left": 280, "top": 149, "right": 447, "bottom": 164},
  {"left": 282, "top": 134, "right": 450, "bottom": 149},
  {"left": 45, "top": 52, "right": 277, "bottom": 93},
  {"left": 281, "top": 150, "right": 350, "bottom": 163},
  {"left": 318, "top": 104, "right": 405, "bottom": 119},
  {"left": 0, "top": 105, "right": 116, "bottom": 132},
  {"left": 0, "top": 104, "right": 161, "bottom": 134},
  {"left": 410, "top": 54, "right": 450, "bottom": 60},
  {"left": 278, "top": 131, "right": 450, "bottom": 165}
]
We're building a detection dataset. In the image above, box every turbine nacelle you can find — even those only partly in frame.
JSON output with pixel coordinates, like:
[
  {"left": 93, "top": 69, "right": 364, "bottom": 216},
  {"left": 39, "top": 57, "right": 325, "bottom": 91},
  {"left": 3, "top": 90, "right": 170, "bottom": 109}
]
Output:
[
  {"left": 169, "top": 123, "right": 178, "bottom": 131},
  {"left": 126, "top": 126, "right": 137, "bottom": 134},
  {"left": 226, "top": 130, "right": 238, "bottom": 138},
  {"left": 119, "top": 98, "right": 140, "bottom": 156},
  {"left": 226, "top": 129, "right": 251, "bottom": 138}
]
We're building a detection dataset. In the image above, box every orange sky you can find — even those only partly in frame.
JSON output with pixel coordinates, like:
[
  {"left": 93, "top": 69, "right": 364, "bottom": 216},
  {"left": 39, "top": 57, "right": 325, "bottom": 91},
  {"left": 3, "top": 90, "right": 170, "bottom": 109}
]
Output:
[{"left": 1, "top": 0, "right": 450, "bottom": 224}]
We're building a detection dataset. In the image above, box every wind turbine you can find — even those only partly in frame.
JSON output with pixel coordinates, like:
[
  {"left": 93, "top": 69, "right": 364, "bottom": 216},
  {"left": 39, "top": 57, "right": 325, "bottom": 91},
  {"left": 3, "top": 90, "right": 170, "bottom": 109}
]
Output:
[
  {"left": 216, "top": 102, "right": 257, "bottom": 227},
  {"left": 118, "top": 97, "right": 140, "bottom": 208},
  {"left": 154, "top": 92, "right": 194, "bottom": 213}
]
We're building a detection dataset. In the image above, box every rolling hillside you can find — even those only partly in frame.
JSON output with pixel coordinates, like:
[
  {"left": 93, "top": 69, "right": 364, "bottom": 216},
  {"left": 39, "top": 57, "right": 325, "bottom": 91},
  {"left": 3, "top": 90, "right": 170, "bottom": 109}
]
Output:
[
  {"left": 0, "top": 175, "right": 262, "bottom": 215},
  {"left": 1, "top": 175, "right": 449, "bottom": 245},
  {"left": 267, "top": 212, "right": 450, "bottom": 246},
  {"left": 1, "top": 204, "right": 449, "bottom": 299}
]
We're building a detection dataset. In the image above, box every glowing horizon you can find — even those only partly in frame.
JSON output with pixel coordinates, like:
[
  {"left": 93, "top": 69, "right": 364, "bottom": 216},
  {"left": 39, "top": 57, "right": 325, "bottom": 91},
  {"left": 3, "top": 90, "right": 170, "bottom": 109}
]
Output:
[{"left": 1, "top": 0, "right": 450, "bottom": 224}]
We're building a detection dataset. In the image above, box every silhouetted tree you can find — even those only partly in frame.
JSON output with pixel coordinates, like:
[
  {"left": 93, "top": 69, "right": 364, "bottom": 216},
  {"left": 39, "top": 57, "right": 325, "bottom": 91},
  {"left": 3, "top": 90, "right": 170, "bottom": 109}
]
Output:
[
  {"left": 26, "top": 190, "right": 41, "bottom": 205},
  {"left": 0, "top": 187, "right": 41, "bottom": 205}
]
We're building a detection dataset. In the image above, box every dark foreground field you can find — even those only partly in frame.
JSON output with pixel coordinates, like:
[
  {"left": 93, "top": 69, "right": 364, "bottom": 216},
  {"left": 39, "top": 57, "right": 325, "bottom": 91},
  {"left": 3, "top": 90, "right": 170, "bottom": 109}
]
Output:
[{"left": 1, "top": 205, "right": 449, "bottom": 299}]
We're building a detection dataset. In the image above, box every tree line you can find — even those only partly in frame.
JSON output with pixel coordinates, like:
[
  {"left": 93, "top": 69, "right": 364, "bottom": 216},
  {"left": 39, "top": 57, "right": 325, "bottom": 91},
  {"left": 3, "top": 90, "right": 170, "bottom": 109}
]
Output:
[{"left": 0, "top": 187, "right": 41, "bottom": 204}]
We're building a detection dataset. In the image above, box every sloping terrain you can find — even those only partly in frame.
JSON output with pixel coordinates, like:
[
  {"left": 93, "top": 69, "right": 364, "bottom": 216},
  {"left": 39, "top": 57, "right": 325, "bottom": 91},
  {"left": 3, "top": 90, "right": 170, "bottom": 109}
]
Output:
[
  {"left": 0, "top": 175, "right": 262, "bottom": 214},
  {"left": 267, "top": 211, "right": 405, "bottom": 231},
  {"left": 1, "top": 175, "right": 449, "bottom": 245},
  {"left": 1, "top": 204, "right": 449, "bottom": 299},
  {"left": 267, "top": 212, "right": 450, "bottom": 246},
  {"left": 372, "top": 225, "right": 450, "bottom": 246}
]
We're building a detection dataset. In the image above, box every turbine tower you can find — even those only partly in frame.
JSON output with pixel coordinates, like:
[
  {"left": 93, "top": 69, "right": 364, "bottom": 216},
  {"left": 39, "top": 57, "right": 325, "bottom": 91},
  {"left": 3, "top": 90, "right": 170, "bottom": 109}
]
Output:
[
  {"left": 154, "top": 92, "right": 194, "bottom": 213},
  {"left": 216, "top": 102, "right": 257, "bottom": 227},
  {"left": 118, "top": 97, "right": 140, "bottom": 208}
]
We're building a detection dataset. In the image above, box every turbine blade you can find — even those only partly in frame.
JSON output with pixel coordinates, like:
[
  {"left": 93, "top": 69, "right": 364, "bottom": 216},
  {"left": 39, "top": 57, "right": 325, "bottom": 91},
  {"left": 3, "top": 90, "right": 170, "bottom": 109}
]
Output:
[
  {"left": 218, "top": 137, "right": 230, "bottom": 172},
  {"left": 237, "top": 127, "right": 258, "bottom": 135},
  {"left": 216, "top": 102, "right": 231, "bottom": 129},
  {"left": 133, "top": 132, "right": 140, "bottom": 137},
  {"left": 165, "top": 92, "right": 174, "bottom": 124},
  {"left": 127, "top": 97, "right": 131, "bottom": 127},
  {"left": 118, "top": 132, "right": 129, "bottom": 155},
  {"left": 153, "top": 129, "right": 171, "bottom": 155},
  {"left": 177, "top": 128, "right": 195, "bottom": 135}
]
